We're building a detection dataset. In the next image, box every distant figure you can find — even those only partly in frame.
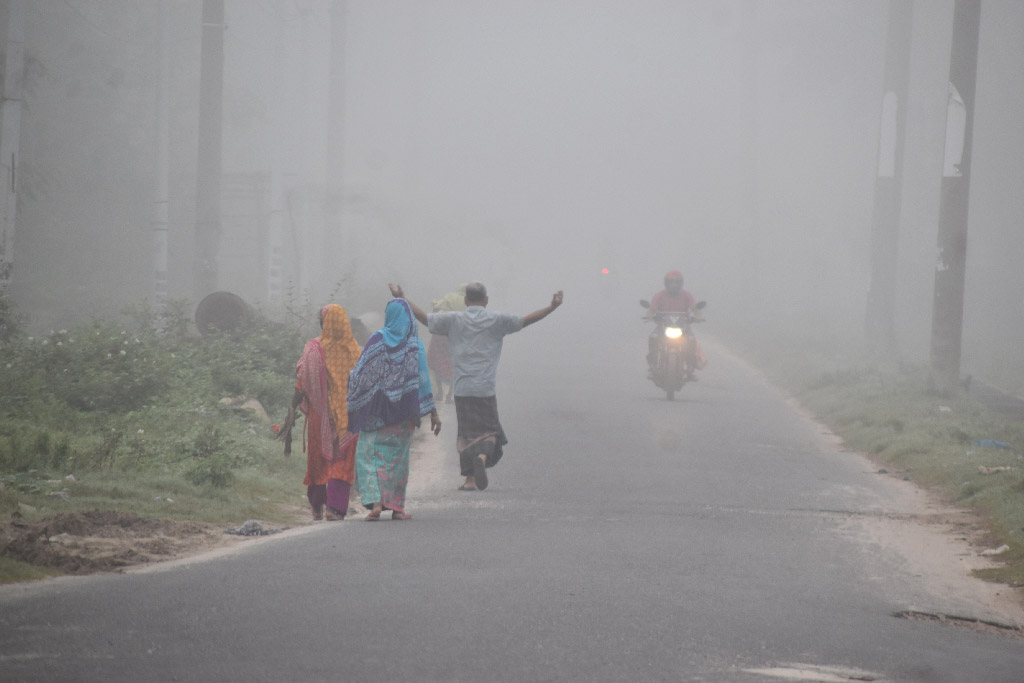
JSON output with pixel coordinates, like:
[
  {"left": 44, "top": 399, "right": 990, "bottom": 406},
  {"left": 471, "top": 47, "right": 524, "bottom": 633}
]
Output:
[
  {"left": 390, "top": 281, "right": 563, "bottom": 491},
  {"left": 280, "top": 305, "right": 362, "bottom": 521},
  {"left": 426, "top": 285, "right": 467, "bottom": 403},
  {"left": 349, "top": 316, "right": 372, "bottom": 346},
  {"left": 646, "top": 270, "right": 706, "bottom": 377},
  {"left": 347, "top": 298, "right": 441, "bottom": 521},
  {"left": 647, "top": 270, "right": 697, "bottom": 316}
]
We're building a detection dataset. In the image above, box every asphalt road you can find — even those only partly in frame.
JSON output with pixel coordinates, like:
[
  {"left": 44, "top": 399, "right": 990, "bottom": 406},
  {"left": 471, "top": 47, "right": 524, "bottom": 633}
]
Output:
[{"left": 2, "top": 308, "right": 1023, "bottom": 682}]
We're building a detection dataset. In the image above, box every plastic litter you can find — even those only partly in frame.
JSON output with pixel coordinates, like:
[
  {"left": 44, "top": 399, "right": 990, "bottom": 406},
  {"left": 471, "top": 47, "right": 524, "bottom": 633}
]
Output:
[
  {"left": 225, "top": 520, "right": 281, "bottom": 537},
  {"left": 978, "top": 465, "right": 1015, "bottom": 475},
  {"left": 973, "top": 439, "right": 1011, "bottom": 449},
  {"left": 980, "top": 544, "right": 1010, "bottom": 556}
]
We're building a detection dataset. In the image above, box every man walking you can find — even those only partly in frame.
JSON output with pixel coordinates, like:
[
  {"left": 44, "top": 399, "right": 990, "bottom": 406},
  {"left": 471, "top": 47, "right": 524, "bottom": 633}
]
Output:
[{"left": 388, "top": 282, "right": 563, "bottom": 490}]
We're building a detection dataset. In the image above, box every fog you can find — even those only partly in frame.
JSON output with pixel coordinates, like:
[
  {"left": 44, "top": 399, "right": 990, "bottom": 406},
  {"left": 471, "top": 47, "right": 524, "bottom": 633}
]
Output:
[{"left": 3, "top": 1, "right": 1023, "bottom": 389}]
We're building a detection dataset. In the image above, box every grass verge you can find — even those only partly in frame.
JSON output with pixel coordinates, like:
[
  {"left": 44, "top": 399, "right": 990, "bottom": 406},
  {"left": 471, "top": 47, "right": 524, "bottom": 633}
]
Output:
[{"left": 0, "top": 293, "right": 322, "bottom": 582}]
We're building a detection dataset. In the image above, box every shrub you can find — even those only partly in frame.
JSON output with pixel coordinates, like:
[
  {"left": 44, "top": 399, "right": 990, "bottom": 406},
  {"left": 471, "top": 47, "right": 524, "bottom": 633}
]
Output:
[
  {"left": 0, "top": 295, "right": 305, "bottom": 489},
  {"left": 185, "top": 453, "right": 235, "bottom": 488}
]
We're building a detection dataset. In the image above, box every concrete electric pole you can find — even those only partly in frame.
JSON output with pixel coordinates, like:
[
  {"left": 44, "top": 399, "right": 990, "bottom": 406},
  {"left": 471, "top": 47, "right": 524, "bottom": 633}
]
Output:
[
  {"left": 865, "top": 0, "right": 912, "bottom": 358},
  {"left": 929, "top": 0, "right": 981, "bottom": 394},
  {"left": 195, "top": 0, "right": 225, "bottom": 300},
  {"left": 152, "top": 0, "right": 170, "bottom": 315},
  {"left": 0, "top": 0, "right": 26, "bottom": 294}
]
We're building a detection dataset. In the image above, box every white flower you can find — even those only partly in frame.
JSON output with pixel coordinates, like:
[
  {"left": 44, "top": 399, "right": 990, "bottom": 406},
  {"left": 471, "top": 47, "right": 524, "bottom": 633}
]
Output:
[
  {"left": 120, "top": 350, "right": 127, "bottom": 356},
  {"left": 56, "top": 341, "right": 62, "bottom": 347},
  {"left": 107, "top": 353, "right": 112, "bottom": 359},
  {"left": 41, "top": 339, "right": 48, "bottom": 345},
  {"left": 59, "top": 329, "right": 67, "bottom": 335},
  {"left": 137, "top": 429, "right": 144, "bottom": 434}
]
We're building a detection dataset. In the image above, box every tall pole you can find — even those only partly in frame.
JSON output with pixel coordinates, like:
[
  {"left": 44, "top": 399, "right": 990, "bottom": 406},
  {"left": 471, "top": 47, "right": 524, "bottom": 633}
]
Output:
[
  {"left": 266, "top": 4, "right": 287, "bottom": 307},
  {"left": 195, "top": 0, "right": 225, "bottom": 299},
  {"left": 325, "top": 0, "right": 348, "bottom": 296},
  {"left": 0, "top": 0, "right": 26, "bottom": 294},
  {"left": 865, "top": 0, "right": 913, "bottom": 357},
  {"left": 737, "top": 0, "right": 761, "bottom": 320},
  {"left": 929, "top": 0, "right": 981, "bottom": 394},
  {"left": 152, "top": 0, "right": 170, "bottom": 315}
]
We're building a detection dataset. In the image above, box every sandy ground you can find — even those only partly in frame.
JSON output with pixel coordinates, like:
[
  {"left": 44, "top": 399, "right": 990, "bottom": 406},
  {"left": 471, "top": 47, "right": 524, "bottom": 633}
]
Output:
[
  {"left": 783, "top": 397, "right": 1024, "bottom": 631},
  {"left": 852, "top": 475, "right": 1024, "bottom": 630},
  {"left": 2, "top": 400, "right": 1023, "bottom": 635}
]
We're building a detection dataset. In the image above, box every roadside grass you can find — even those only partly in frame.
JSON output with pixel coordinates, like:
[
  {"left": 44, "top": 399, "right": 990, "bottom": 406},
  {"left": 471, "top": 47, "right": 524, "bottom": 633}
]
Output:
[
  {"left": 1, "top": 449, "right": 308, "bottom": 525},
  {"left": 0, "top": 292, "right": 321, "bottom": 581},
  {"left": 0, "top": 556, "right": 61, "bottom": 584},
  {"left": 717, "top": 325, "right": 1024, "bottom": 587}
]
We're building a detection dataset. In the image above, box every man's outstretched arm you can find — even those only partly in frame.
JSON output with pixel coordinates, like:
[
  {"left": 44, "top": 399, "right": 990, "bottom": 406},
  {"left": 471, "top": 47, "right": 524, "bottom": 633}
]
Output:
[
  {"left": 388, "top": 283, "right": 429, "bottom": 325},
  {"left": 522, "top": 290, "right": 563, "bottom": 328}
]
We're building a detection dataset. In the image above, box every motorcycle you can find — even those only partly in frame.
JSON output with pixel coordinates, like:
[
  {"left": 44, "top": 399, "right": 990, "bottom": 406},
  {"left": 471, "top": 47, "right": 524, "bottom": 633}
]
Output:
[{"left": 639, "top": 299, "right": 706, "bottom": 400}]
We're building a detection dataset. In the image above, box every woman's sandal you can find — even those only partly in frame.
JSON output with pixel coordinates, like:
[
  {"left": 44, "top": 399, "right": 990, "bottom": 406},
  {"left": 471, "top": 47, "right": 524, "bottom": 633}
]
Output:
[{"left": 391, "top": 511, "right": 412, "bottom": 521}]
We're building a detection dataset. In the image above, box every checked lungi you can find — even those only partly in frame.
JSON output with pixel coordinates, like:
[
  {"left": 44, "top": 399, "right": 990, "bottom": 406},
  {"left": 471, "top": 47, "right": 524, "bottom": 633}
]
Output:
[{"left": 454, "top": 395, "right": 508, "bottom": 477}]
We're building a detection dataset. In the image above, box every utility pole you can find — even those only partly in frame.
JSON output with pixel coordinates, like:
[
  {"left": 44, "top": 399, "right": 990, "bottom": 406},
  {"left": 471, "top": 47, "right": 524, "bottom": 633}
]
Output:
[
  {"left": 266, "top": 3, "right": 287, "bottom": 307},
  {"left": 0, "top": 0, "right": 26, "bottom": 294},
  {"left": 737, "top": 0, "right": 761, "bottom": 320},
  {"left": 325, "top": 0, "right": 348, "bottom": 296},
  {"left": 195, "top": 0, "right": 225, "bottom": 299},
  {"left": 865, "top": 0, "right": 913, "bottom": 357},
  {"left": 929, "top": 0, "right": 981, "bottom": 394},
  {"left": 152, "top": 0, "right": 170, "bottom": 315}
]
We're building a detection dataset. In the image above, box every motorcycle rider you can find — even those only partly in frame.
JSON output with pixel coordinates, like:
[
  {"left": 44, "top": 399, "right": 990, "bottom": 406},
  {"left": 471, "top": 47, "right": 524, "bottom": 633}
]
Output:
[{"left": 646, "top": 270, "right": 704, "bottom": 379}]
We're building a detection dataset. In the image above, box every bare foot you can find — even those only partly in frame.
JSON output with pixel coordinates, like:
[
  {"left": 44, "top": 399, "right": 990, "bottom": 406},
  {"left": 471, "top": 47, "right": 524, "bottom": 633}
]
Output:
[
  {"left": 473, "top": 454, "right": 488, "bottom": 490},
  {"left": 365, "top": 503, "right": 383, "bottom": 521},
  {"left": 392, "top": 511, "right": 413, "bottom": 521}
]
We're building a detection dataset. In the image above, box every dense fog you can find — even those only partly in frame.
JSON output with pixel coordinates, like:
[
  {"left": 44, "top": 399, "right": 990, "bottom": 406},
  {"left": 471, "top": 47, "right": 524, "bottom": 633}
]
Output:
[{"left": 2, "top": 1, "right": 1023, "bottom": 389}]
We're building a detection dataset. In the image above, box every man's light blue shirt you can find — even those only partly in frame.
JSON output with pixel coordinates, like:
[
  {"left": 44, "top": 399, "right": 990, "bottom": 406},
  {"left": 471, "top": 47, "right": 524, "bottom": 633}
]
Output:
[{"left": 427, "top": 306, "right": 524, "bottom": 397}]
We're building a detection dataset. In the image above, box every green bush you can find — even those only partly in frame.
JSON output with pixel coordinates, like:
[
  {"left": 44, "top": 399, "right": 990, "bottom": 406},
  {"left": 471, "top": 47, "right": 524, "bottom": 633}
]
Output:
[
  {"left": 0, "top": 296, "right": 307, "bottom": 493},
  {"left": 184, "top": 427, "right": 234, "bottom": 488}
]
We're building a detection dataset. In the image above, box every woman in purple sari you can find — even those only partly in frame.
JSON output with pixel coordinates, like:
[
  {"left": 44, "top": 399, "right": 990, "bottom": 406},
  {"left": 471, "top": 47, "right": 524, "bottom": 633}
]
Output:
[{"left": 348, "top": 298, "right": 441, "bottom": 521}]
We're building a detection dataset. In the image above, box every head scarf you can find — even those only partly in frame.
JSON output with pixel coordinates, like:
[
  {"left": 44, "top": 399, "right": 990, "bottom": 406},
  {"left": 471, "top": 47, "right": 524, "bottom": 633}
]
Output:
[
  {"left": 295, "top": 305, "right": 361, "bottom": 460},
  {"left": 347, "top": 299, "right": 435, "bottom": 432},
  {"left": 320, "top": 305, "right": 362, "bottom": 432}
]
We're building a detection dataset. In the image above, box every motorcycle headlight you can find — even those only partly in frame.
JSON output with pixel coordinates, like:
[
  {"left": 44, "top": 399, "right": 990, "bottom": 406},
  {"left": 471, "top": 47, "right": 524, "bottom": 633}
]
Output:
[{"left": 664, "top": 327, "right": 683, "bottom": 339}]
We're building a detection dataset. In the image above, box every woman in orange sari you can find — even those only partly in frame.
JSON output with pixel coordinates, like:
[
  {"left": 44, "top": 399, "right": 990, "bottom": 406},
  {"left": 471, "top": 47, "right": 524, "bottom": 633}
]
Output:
[{"left": 282, "top": 305, "right": 362, "bottom": 520}]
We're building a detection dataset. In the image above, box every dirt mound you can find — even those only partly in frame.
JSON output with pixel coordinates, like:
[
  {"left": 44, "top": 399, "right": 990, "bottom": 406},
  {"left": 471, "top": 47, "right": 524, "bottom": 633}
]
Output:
[{"left": 0, "top": 510, "right": 236, "bottom": 575}]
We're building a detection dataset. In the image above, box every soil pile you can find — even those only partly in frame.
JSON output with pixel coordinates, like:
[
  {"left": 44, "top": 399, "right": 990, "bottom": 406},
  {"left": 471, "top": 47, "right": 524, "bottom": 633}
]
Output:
[{"left": 1, "top": 509, "right": 234, "bottom": 575}]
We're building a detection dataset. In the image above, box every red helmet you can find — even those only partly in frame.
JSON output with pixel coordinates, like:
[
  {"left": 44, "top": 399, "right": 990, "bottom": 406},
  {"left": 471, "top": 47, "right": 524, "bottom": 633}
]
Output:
[{"left": 664, "top": 270, "right": 683, "bottom": 293}]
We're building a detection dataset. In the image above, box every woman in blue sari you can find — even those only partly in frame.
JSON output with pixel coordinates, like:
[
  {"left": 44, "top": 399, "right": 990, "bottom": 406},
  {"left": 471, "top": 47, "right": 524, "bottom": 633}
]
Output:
[{"left": 348, "top": 298, "right": 441, "bottom": 520}]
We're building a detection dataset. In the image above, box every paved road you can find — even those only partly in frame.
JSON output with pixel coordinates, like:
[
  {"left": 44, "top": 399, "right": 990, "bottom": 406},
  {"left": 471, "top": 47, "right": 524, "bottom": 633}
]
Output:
[{"left": 2, "top": 309, "right": 1023, "bottom": 682}]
